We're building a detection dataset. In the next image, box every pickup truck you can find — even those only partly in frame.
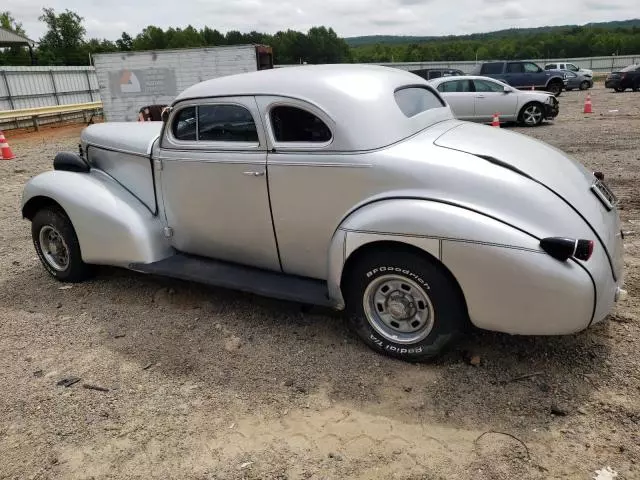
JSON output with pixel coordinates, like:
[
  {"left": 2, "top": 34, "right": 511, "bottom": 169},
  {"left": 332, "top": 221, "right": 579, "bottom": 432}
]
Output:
[{"left": 470, "top": 61, "right": 567, "bottom": 96}]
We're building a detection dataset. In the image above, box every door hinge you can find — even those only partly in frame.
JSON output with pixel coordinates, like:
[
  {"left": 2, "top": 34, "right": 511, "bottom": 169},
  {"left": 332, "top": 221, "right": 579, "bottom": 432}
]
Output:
[
  {"left": 154, "top": 159, "right": 163, "bottom": 171},
  {"left": 163, "top": 227, "right": 174, "bottom": 238}
]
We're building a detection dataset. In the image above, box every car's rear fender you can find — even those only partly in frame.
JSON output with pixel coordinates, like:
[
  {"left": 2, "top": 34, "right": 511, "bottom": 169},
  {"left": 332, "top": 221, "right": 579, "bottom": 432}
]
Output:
[
  {"left": 328, "top": 199, "right": 595, "bottom": 335},
  {"left": 22, "top": 170, "right": 172, "bottom": 266}
]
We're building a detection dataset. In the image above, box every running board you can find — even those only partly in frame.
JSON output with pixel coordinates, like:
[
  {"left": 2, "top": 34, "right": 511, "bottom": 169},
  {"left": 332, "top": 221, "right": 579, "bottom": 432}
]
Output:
[{"left": 130, "top": 253, "right": 334, "bottom": 308}]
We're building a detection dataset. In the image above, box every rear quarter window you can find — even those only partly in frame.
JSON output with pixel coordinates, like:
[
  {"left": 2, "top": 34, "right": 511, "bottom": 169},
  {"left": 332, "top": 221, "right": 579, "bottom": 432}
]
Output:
[
  {"left": 394, "top": 87, "right": 445, "bottom": 118},
  {"left": 481, "top": 63, "right": 504, "bottom": 75}
]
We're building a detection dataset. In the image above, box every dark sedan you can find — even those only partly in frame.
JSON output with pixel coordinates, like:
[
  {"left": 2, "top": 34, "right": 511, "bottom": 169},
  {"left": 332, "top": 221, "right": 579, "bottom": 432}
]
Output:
[{"left": 605, "top": 64, "right": 640, "bottom": 92}]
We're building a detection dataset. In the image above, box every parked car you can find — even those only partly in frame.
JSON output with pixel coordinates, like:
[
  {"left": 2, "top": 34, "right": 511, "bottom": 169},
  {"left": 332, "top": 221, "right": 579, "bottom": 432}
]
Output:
[
  {"left": 429, "top": 75, "right": 559, "bottom": 126},
  {"left": 563, "top": 71, "right": 594, "bottom": 91},
  {"left": 21, "top": 65, "right": 624, "bottom": 362},
  {"left": 471, "top": 61, "right": 567, "bottom": 96},
  {"left": 544, "top": 62, "right": 594, "bottom": 78},
  {"left": 605, "top": 64, "right": 640, "bottom": 92},
  {"left": 409, "top": 68, "right": 465, "bottom": 80}
]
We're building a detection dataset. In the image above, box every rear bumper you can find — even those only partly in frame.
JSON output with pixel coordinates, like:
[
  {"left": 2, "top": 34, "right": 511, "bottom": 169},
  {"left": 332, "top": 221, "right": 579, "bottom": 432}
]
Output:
[{"left": 605, "top": 79, "right": 621, "bottom": 89}]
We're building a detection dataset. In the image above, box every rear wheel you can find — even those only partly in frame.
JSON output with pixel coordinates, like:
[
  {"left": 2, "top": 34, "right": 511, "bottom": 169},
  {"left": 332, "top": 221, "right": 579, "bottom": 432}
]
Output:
[
  {"left": 32, "top": 208, "right": 92, "bottom": 282},
  {"left": 344, "top": 249, "right": 467, "bottom": 362},
  {"left": 547, "top": 81, "right": 563, "bottom": 96},
  {"left": 615, "top": 87, "right": 625, "bottom": 92},
  {"left": 519, "top": 102, "right": 545, "bottom": 127}
]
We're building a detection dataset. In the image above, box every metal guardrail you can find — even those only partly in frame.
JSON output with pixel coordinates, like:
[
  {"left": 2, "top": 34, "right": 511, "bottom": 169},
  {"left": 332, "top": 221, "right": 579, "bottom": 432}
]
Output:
[{"left": 0, "top": 101, "right": 103, "bottom": 130}]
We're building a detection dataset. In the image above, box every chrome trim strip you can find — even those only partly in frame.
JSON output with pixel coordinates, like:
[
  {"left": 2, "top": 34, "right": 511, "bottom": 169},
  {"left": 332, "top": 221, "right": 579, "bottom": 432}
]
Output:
[
  {"left": 340, "top": 228, "right": 544, "bottom": 254},
  {"left": 156, "top": 157, "right": 265, "bottom": 165},
  {"left": 268, "top": 161, "right": 372, "bottom": 168}
]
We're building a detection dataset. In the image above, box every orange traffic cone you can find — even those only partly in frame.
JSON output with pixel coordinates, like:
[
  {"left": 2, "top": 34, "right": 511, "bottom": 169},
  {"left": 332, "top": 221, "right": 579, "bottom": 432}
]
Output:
[
  {"left": 583, "top": 94, "right": 593, "bottom": 114},
  {"left": 491, "top": 113, "right": 501, "bottom": 127},
  {"left": 0, "top": 130, "right": 15, "bottom": 160}
]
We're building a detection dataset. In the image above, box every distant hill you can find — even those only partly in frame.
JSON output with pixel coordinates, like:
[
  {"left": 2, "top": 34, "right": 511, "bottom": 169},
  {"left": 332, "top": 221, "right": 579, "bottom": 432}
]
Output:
[{"left": 345, "top": 19, "right": 640, "bottom": 46}]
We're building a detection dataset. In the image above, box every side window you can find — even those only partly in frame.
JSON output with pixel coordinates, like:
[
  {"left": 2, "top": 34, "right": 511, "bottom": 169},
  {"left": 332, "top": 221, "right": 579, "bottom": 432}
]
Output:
[
  {"left": 524, "top": 62, "right": 541, "bottom": 73},
  {"left": 172, "top": 107, "right": 197, "bottom": 141},
  {"left": 567, "top": 64, "right": 579, "bottom": 71},
  {"left": 270, "top": 106, "right": 332, "bottom": 143},
  {"left": 428, "top": 71, "right": 442, "bottom": 79},
  {"left": 506, "top": 63, "right": 524, "bottom": 73},
  {"left": 438, "top": 80, "right": 472, "bottom": 93},
  {"left": 545, "top": 64, "right": 556, "bottom": 70},
  {"left": 481, "top": 63, "right": 503, "bottom": 75},
  {"left": 198, "top": 105, "right": 258, "bottom": 142},
  {"left": 473, "top": 79, "right": 504, "bottom": 93},
  {"left": 394, "top": 87, "right": 445, "bottom": 118}
]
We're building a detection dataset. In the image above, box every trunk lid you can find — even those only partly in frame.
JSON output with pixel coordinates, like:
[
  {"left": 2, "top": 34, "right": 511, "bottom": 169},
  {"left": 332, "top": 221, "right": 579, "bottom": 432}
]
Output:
[{"left": 434, "top": 122, "right": 623, "bottom": 279}]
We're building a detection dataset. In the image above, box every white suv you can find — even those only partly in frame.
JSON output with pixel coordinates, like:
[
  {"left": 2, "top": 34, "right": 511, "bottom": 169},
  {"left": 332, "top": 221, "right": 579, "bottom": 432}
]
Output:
[{"left": 545, "top": 62, "right": 593, "bottom": 78}]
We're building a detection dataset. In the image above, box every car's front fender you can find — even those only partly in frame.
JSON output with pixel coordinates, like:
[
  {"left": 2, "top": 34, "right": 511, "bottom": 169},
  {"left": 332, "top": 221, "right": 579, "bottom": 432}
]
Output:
[
  {"left": 22, "top": 170, "right": 172, "bottom": 267},
  {"left": 327, "top": 198, "right": 595, "bottom": 335}
]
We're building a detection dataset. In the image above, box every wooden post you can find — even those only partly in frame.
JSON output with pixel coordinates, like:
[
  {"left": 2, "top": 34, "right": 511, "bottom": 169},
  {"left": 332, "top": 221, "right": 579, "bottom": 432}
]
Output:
[{"left": 32, "top": 115, "right": 40, "bottom": 132}]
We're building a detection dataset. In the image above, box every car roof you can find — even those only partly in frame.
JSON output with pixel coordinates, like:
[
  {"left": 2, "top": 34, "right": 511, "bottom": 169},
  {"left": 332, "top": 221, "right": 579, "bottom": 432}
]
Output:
[
  {"left": 428, "top": 75, "right": 508, "bottom": 85},
  {"left": 173, "top": 64, "right": 454, "bottom": 151}
]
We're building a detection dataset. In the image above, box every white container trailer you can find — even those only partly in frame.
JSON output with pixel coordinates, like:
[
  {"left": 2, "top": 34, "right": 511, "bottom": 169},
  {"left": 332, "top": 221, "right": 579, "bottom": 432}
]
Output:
[{"left": 92, "top": 44, "right": 273, "bottom": 122}]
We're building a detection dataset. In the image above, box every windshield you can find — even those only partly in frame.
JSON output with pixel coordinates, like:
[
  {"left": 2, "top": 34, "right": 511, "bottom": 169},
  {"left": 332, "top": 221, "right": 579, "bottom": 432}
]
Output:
[{"left": 621, "top": 64, "right": 639, "bottom": 72}]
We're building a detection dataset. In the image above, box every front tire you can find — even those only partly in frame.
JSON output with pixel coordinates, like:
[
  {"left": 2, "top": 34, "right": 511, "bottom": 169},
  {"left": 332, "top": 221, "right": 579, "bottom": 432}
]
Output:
[
  {"left": 32, "top": 208, "right": 91, "bottom": 282},
  {"left": 519, "top": 102, "right": 545, "bottom": 127},
  {"left": 344, "top": 249, "right": 467, "bottom": 362},
  {"left": 615, "top": 87, "right": 625, "bottom": 93},
  {"left": 579, "top": 81, "right": 590, "bottom": 91}
]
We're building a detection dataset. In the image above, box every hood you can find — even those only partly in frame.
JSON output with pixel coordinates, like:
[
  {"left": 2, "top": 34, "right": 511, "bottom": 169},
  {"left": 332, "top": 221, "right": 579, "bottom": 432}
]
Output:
[
  {"left": 434, "top": 122, "right": 622, "bottom": 278},
  {"left": 81, "top": 122, "right": 163, "bottom": 156}
]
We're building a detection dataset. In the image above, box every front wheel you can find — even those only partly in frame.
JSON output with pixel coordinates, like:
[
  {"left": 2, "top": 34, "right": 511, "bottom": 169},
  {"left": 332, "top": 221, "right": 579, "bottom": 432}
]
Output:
[
  {"left": 32, "top": 208, "right": 92, "bottom": 282},
  {"left": 519, "top": 102, "right": 545, "bottom": 127},
  {"left": 615, "top": 87, "right": 625, "bottom": 93},
  {"left": 579, "top": 81, "right": 590, "bottom": 91},
  {"left": 344, "top": 249, "right": 468, "bottom": 362}
]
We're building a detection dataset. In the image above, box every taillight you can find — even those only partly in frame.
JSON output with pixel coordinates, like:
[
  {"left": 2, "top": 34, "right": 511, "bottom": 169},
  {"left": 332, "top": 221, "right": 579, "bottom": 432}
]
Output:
[
  {"left": 574, "top": 240, "right": 594, "bottom": 261},
  {"left": 540, "top": 237, "right": 594, "bottom": 262}
]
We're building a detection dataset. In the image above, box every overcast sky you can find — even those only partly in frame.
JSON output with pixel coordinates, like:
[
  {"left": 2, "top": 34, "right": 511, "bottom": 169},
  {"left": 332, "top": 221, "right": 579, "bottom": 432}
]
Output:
[{"left": 4, "top": 0, "right": 637, "bottom": 41}]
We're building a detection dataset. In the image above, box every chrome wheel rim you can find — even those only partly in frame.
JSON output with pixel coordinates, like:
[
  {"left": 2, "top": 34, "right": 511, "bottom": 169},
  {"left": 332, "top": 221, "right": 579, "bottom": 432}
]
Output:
[
  {"left": 523, "top": 106, "right": 542, "bottom": 125},
  {"left": 363, "top": 274, "right": 435, "bottom": 344},
  {"left": 39, "top": 225, "right": 69, "bottom": 271}
]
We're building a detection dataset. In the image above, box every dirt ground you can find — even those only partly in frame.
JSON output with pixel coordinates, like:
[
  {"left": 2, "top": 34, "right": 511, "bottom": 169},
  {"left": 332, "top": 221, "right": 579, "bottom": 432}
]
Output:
[{"left": 1, "top": 85, "right": 639, "bottom": 480}]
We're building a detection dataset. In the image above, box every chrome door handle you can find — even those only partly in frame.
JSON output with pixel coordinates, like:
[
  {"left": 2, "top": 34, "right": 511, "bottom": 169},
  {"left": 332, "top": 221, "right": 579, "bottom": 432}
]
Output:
[{"left": 243, "top": 171, "right": 265, "bottom": 177}]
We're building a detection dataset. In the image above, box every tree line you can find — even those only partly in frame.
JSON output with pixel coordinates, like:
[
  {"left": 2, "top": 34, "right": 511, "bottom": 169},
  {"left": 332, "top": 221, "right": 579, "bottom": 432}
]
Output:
[
  {"left": 0, "top": 9, "right": 350, "bottom": 66},
  {"left": 1, "top": 8, "right": 640, "bottom": 68}
]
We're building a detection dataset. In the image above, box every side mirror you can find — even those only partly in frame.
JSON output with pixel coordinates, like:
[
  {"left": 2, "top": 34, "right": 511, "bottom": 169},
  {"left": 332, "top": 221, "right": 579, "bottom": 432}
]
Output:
[{"left": 503, "top": 86, "right": 512, "bottom": 93}]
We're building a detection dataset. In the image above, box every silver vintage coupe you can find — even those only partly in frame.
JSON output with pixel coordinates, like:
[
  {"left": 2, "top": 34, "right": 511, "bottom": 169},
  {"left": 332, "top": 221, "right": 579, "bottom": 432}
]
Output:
[{"left": 22, "top": 65, "right": 624, "bottom": 361}]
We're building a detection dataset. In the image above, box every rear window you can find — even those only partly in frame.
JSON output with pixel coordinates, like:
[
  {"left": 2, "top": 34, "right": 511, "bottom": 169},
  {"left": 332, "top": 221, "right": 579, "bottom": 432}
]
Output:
[
  {"left": 621, "top": 64, "right": 640, "bottom": 72},
  {"left": 545, "top": 64, "right": 557, "bottom": 70},
  {"left": 481, "top": 63, "right": 504, "bottom": 75},
  {"left": 394, "top": 87, "right": 445, "bottom": 118}
]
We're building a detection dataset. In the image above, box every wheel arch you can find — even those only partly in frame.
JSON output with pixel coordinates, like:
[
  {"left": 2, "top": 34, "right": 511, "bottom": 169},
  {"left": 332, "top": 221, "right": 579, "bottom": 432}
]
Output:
[
  {"left": 340, "top": 240, "right": 469, "bottom": 319},
  {"left": 22, "top": 195, "right": 64, "bottom": 220}
]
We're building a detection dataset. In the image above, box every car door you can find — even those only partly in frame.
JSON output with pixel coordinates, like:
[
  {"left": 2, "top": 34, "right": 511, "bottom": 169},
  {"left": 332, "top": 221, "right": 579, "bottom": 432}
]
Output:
[
  {"left": 158, "top": 96, "right": 281, "bottom": 271},
  {"left": 472, "top": 79, "right": 519, "bottom": 122},
  {"left": 435, "top": 79, "right": 475, "bottom": 120},
  {"left": 522, "top": 62, "right": 545, "bottom": 87},
  {"left": 504, "top": 62, "right": 525, "bottom": 86}
]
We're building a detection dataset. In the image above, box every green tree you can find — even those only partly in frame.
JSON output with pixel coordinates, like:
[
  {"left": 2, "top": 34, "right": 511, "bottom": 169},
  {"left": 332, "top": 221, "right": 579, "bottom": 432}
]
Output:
[
  {"left": 37, "top": 8, "right": 87, "bottom": 65},
  {"left": 116, "top": 32, "right": 133, "bottom": 51}
]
